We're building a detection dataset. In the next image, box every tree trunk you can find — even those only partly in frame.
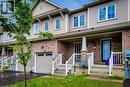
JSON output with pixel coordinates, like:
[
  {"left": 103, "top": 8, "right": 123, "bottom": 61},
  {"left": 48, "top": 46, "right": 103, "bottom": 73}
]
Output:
[{"left": 24, "top": 65, "right": 27, "bottom": 87}]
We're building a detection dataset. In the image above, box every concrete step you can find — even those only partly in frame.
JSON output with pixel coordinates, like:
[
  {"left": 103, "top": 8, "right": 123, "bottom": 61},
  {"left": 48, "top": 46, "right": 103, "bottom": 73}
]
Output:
[
  {"left": 92, "top": 65, "right": 109, "bottom": 68},
  {"left": 55, "top": 69, "right": 66, "bottom": 74},
  {"left": 90, "top": 65, "right": 109, "bottom": 76},
  {"left": 91, "top": 68, "right": 109, "bottom": 73},
  {"left": 88, "top": 73, "right": 110, "bottom": 79},
  {"left": 90, "top": 70, "right": 109, "bottom": 74},
  {"left": 52, "top": 73, "right": 66, "bottom": 77}
]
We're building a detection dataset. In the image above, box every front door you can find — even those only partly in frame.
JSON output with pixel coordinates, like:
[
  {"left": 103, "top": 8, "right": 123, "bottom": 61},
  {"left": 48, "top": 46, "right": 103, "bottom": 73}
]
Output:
[
  {"left": 101, "top": 40, "right": 111, "bottom": 62},
  {"left": 74, "top": 42, "right": 82, "bottom": 63}
]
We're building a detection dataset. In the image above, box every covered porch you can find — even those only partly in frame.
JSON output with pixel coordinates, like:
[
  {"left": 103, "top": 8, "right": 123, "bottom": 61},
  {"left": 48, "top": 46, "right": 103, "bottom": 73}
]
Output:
[{"left": 55, "top": 31, "right": 124, "bottom": 77}]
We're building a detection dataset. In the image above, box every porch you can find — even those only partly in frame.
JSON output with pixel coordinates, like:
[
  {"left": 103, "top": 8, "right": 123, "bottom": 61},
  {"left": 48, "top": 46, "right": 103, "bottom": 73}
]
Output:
[{"left": 52, "top": 32, "right": 124, "bottom": 77}]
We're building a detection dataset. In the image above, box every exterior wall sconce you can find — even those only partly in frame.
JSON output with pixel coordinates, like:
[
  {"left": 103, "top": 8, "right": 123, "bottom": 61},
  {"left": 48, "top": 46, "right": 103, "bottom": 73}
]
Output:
[{"left": 93, "top": 41, "right": 96, "bottom": 50}]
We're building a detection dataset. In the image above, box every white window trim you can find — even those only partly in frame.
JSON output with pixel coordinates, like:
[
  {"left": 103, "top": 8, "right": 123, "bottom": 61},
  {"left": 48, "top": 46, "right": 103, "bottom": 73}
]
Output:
[
  {"left": 98, "top": 4, "right": 117, "bottom": 22},
  {"left": 73, "top": 14, "right": 86, "bottom": 29},
  {"left": 55, "top": 18, "right": 62, "bottom": 30},
  {"left": 128, "top": 0, "right": 130, "bottom": 21},
  {"left": 43, "top": 21, "right": 49, "bottom": 32},
  {"left": 33, "top": 23, "right": 39, "bottom": 34}
]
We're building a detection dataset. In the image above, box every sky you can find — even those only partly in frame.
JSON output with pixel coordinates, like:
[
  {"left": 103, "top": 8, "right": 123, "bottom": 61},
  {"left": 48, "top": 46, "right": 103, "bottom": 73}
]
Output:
[{"left": 50, "top": 0, "right": 95, "bottom": 10}]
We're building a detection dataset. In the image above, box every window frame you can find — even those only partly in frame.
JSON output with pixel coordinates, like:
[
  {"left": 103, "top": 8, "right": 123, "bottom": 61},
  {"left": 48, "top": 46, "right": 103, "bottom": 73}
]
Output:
[
  {"left": 55, "top": 18, "right": 61, "bottom": 30},
  {"left": 33, "top": 23, "right": 39, "bottom": 34},
  {"left": 73, "top": 14, "right": 86, "bottom": 29},
  {"left": 44, "top": 21, "right": 49, "bottom": 32},
  {"left": 98, "top": 4, "right": 117, "bottom": 22}
]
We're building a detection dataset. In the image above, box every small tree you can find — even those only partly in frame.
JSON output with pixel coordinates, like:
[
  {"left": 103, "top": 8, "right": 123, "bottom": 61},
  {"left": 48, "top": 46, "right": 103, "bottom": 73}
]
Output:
[
  {"left": 1, "top": 1, "right": 33, "bottom": 87},
  {"left": 0, "top": 1, "right": 53, "bottom": 87}
]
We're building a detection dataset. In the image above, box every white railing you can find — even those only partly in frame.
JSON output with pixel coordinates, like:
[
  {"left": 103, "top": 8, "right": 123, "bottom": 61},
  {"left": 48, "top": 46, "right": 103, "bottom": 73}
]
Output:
[
  {"left": 87, "top": 52, "right": 94, "bottom": 74},
  {"left": 0, "top": 55, "right": 16, "bottom": 71},
  {"left": 113, "top": 52, "right": 123, "bottom": 65},
  {"left": 109, "top": 51, "right": 123, "bottom": 76},
  {"left": 66, "top": 53, "right": 75, "bottom": 75},
  {"left": 52, "top": 54, "right": 62, "bottom": 74}
]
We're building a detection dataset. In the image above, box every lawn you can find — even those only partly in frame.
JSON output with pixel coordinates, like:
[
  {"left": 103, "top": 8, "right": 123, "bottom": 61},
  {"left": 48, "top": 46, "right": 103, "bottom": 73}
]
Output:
[{"left": 9, "top": 75, "right": 122, "bottom": 87}]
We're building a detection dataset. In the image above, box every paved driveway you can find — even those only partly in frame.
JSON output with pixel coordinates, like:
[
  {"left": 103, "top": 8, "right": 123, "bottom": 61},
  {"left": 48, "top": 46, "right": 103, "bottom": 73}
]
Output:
[{"left": 0, "top": 71, "right": 47, "bottom": 86}]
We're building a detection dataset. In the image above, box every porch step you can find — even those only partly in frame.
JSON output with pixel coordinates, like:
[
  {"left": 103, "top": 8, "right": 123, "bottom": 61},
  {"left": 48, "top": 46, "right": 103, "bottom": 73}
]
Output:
[
  {"left": 90, "top": 65, "right": 109, "bottom": 77},
  {"left": 51, "top": 73, "right": 66, "bottom": 77},
  {"left": 52, "top": 64, "right": 66, "bottom": 76},
  {"left": 89, "top": 73, "right": 110, "bottom": 79},
  {"left": 92, "top": 65, "right": 109, "bottom": 68}
]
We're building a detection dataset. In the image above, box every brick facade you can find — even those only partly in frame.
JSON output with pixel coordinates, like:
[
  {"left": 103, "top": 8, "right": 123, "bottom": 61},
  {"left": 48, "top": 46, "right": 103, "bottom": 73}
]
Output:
[
  {"left": 87, "top": 37, "right": 122, "bottom": 64},
  {"left": 31, "top": 36, "right": 122, "bottom": 65},
  {"left": 122, "top": 29, "right": 130, "bottom": 51}
]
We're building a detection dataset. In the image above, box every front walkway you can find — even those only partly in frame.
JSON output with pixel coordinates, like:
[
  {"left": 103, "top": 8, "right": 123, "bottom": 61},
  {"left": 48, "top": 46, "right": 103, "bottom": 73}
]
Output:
[{"left": 0, "top": 71, "right": 47, "bottom": 86}]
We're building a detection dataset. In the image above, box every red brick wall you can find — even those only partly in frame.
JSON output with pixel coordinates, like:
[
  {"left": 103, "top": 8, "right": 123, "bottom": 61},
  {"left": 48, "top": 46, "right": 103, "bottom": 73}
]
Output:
[
  {"left": 58, "top": 42, "right": 74, "bottom": 63},
  {"left": 112, "top": 37, "right": 122, "bottom": 52},
  {"left": 87, "top": 37, "right": 122, "bottom": 64},
  {"left": 122, "top": 30, "right": 130, "bottom": 51},
  {"left": 57, "top": 42, "right": 67, "bottom": 63},
  {"left": 66, "top": 42, "right": 74, "bottom": 59},
  {"left": 33, "top": 40, "right": 58, "bottom": 54},
  {"left": 87, "top": 39, "right": 101, "bottom": 64}
]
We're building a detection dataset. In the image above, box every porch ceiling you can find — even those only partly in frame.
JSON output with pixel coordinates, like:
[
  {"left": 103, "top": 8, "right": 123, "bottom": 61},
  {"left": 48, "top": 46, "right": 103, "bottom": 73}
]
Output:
[{"left": 57, "top": 32, "right": 122, "bottom": 42}]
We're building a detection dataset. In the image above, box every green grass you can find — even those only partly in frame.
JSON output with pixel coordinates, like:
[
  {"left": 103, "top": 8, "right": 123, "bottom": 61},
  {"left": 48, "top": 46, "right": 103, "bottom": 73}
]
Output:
[{"left": 8, "top": 75, "right": 122, "bottom": 87}]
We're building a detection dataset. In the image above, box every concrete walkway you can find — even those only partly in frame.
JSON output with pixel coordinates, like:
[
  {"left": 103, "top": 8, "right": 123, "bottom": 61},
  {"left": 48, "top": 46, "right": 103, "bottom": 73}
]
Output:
[{"left": 0, "top": 71, "right": 47, "bottom": 86}]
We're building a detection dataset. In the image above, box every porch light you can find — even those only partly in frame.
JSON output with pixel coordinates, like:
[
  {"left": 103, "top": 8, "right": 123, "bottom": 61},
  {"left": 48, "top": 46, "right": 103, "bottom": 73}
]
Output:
[{"left": 93, "top": 41, "right": 96, "bottom": 50}]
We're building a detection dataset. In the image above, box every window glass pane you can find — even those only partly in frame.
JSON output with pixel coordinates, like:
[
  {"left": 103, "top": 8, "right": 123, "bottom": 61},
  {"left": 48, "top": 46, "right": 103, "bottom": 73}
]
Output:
[
  {"left": 108, "top": 5, "right": 115, "bottom": 19},
  {"left": 2, "top": 2, "right": 7, "bottom": 13},
  {"left": 80, "top": 15, "right": 85, "bottom": 26},
  {"left": 44, "top": 22, "right": 49, "bottom": 31},
  {"left": 74, "top": 16, "right": 78, "bottom": 27},
  {"left": 34, "top": 23, "right": 39, "bottom": 34},
  {"left": 99, "top": 7, "right": 106, "bottom": 21},
  {"left": 56, "top": 19, "right": 60, "bottom": 29}
]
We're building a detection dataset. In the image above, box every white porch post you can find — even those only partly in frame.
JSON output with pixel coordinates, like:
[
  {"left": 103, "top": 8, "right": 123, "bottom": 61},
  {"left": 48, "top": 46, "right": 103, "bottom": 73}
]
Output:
[
  {"left": 1, "top": 47, "right": 6, "bottom": 56},
  {"left": 81, "top": 36, "right": 87, "bottom": 51}
]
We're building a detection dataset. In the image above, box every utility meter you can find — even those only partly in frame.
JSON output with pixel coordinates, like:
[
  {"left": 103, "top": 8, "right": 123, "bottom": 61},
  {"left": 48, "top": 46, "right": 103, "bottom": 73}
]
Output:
[{"left": 125, "top": 50, "right": 130, "bottom": 79}]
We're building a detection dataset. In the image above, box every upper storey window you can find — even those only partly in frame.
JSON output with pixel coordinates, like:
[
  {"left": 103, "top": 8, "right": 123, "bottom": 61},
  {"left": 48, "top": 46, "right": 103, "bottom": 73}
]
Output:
[
  {"left": 55, "top": 19, "right": 61, "bottom": 30},
  {"left": 33, "top": 23, "right": 39, "bottom": 34},
  {"left": 98, "top": 4, "right": 116, "bottom": 22},
  {"left": 44, "top": 21, "right": 49, "bottom": 32},
  {"left": 73, "top": 15, "right": 86, "bottom": 28},
  {"left": 80, "top": 15, "right": 85, "bottom": 26},
  {"left": 74, "top": 16, "right": 78, "bottom": 27}
]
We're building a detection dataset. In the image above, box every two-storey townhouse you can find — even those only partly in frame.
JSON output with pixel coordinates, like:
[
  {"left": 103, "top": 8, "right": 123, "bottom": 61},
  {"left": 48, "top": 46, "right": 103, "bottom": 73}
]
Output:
[{"left": 0, "top": 0, "right": 130, "bottom": 77}]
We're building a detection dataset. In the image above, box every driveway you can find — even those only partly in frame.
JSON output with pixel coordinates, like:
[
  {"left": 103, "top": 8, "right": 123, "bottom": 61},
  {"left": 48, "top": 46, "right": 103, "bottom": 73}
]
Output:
[{"left": 0, "top": 71, "right": 47, "bottom": 86}]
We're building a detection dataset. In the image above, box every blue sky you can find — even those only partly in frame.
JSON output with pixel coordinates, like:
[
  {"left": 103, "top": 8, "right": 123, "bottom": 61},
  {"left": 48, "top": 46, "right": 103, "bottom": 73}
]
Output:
[{"left": 50, "top": 0, "right": 95, "bottom": 10}]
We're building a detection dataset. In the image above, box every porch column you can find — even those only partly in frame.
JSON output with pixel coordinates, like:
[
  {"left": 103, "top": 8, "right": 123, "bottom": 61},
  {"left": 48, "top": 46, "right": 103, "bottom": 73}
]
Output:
[
  {"left": 81, "top": 36, "right": 87, "bottom": 61},
  {"left": 1, "top": 47, "right": 6, "bottom": 56}
]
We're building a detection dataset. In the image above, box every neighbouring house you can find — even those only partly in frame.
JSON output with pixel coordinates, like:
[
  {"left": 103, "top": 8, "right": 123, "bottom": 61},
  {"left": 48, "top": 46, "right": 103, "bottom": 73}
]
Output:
[{"left": 0, "top": 0, "right": 130, "bottom": 77}]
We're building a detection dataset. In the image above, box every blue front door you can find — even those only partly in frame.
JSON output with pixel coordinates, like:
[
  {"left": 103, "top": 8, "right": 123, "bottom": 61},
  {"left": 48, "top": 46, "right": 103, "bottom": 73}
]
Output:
[{"left": 102, "top": 40, "right": 111, "bottom": 62}]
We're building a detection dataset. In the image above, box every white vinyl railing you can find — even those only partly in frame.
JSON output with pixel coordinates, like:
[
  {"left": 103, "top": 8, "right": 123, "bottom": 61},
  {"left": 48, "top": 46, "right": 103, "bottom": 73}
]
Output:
[
  {"left": 87, "top": 52, "right": 94, "bottom": 74},
  {"left": 66, "top": 53, "right": 75, "bottom": 75},
  {"left": 52, "top": 54, "right": 62, "bottom": 74},
  {"left": 0, "top": 55, "right": 16, "bottom": 71},
  {"left": 109, "top": 51, "right": 123, "bottom": 76},
  {"left": 113, "top": 52, "right": 123, "bottom": 65}
]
